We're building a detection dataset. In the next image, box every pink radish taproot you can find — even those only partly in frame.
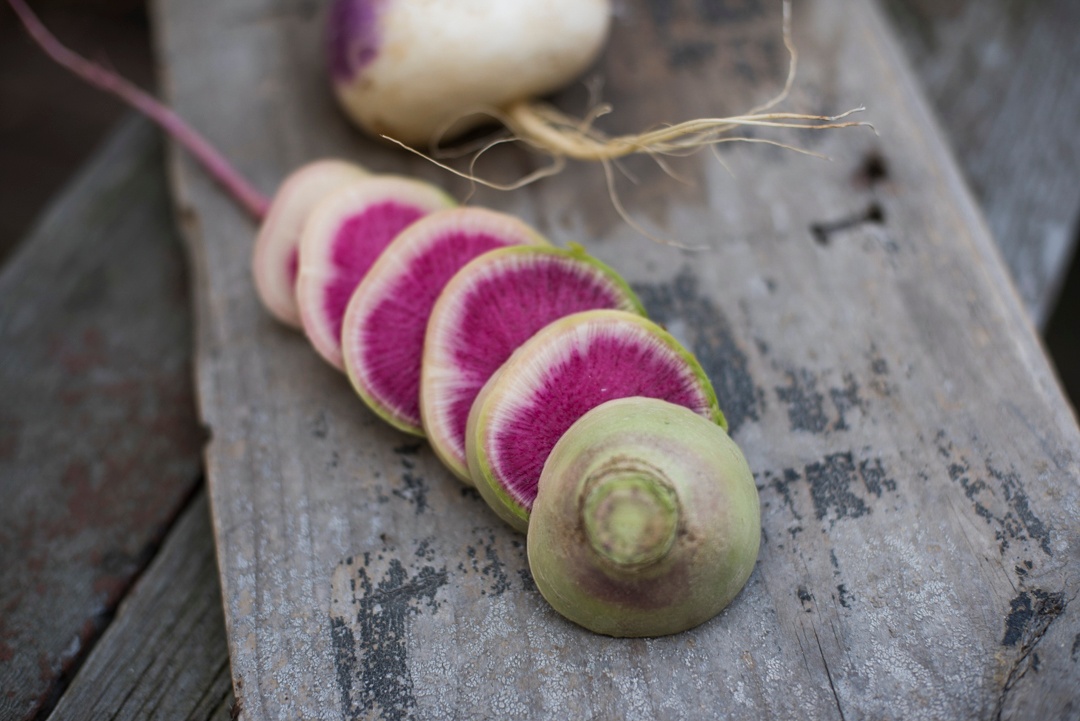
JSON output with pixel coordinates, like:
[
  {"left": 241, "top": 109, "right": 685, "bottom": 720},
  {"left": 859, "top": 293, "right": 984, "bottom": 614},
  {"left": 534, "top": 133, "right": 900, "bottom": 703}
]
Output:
[
  {"left": 465, "top": 309, "right": 725, "bottom": 532},
  {"left": 421, "top": 244, "right": 644, "bottom": 483},
  {"left": 3, "top": 0, "right": 456, "bottom": 341},
  {"left": 252, "top": 160, "right": 369, "bottom": 328},
  {"left": 528, "top": 397, "right": 760, "bottom": 637},
  {"left": 340, "top": 207, "right": 548, "bottom": 435},
  {"left": 297, "top": 176, "right": 456, "bottom": 369}
]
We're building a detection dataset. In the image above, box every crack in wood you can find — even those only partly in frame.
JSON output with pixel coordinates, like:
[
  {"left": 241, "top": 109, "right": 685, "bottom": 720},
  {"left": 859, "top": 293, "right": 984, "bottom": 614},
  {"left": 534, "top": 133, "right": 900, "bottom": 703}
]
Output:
[{"left": 813, "top": 627, "right": 847, "bottom": 721}]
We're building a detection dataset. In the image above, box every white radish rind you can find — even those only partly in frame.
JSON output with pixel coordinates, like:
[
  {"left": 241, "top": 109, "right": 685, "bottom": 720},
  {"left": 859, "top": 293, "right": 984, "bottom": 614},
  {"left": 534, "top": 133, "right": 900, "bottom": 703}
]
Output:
[
  {"left": 421, "top": 245, "right": 644, "bottom": 484},
  {"left": 297, "top": 175, "right": 455, "bottom": 370},
  {"left": 342, "top": 207, "right": 549, "bottom": 436},
  {"left": 466, "top": 309, "right": 725, "bottom": 532},
  {"left": 527, "top": 397, "right": 761, "bottom": 638},
  {"left": 327, "top": 0, "right": 613, "bottom": 146},
  {"left": 252, "top": 159, "right": 368, "bottom": 328}
]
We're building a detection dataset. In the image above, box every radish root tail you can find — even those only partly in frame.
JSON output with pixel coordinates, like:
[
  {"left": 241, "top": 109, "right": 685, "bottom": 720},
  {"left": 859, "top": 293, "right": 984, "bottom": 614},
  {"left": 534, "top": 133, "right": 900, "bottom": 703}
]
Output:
[
  {"left": 7, "top": 0, "right": 271, "bottom": 221},
  {"left": 387, "top": 0, "right": 870, "bottom": 246}
]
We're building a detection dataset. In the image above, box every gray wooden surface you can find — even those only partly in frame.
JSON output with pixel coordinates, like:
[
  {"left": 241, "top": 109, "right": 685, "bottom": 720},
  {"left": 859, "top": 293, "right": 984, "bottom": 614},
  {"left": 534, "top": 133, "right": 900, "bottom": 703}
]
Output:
[
  {"left": 152, "top": 0, "right": 1080, "bottom": 719},
  {"left": 6, "top": 0, "right": 1078, "bottom": 719},
  {"left": 0, "top": 117, "right": 205, "bottom": 721},
  {"left": 886, "top": 0, "right": 1080, "bottom": 327},
  {"left": 46, "top": 490, "right": 234, "bottom": 721}
]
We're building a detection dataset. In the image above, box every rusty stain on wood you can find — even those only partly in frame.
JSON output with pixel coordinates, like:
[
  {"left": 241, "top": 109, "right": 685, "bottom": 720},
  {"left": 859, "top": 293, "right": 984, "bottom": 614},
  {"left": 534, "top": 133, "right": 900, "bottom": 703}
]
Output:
[{"left": 0, "top": 118, "right": 204, "bottom": 721}]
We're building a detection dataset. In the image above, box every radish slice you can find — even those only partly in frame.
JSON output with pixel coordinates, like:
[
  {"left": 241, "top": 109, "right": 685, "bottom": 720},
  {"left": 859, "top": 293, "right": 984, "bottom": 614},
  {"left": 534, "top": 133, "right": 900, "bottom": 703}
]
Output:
[
  {"left": 466, "top": 309, "right": 725, "bottom": 532},
  {"left": 252, "top": 159, "right": 368, "bottom": 328},
  {"left": 342, "top": 207, "right": 548, "bottom": 436},
  {"left": 421, "top": 245, "right": 644, "bottom": 484},
  {"left": 297, "top": 176, "right": 455, "bottom": 369}
]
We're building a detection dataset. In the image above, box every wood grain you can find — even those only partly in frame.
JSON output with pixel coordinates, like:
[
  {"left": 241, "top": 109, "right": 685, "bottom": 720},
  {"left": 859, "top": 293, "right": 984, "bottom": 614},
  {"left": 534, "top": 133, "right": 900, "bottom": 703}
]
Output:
[
  {"left": 0, "top": 117, "right": 204, "bottom": 721},
  {"left": 885, "top": 0, "right": 1080, "bottom": 327},
  {"left": 153, "top": 0, "right": 1080, "bottom": 718},
  {"left": 46, "top": 490, "right": 234, "bottom": 721}
]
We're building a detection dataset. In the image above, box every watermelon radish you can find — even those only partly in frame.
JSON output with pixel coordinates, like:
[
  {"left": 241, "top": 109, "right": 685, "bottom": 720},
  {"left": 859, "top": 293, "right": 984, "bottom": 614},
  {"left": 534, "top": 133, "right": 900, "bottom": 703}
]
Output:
[
  {"left": 527, "top": 397, "right": 760, "bottom": 637},
  {"left": 465, "top": 309, "right": 725, "bottom": 532},
  {"left": 420, "top": 244, "right": 644, "bottom": 484},
  {"left": 296, "top": 176, "right": 455, "bottom": 369},
  {"left": 252, "top": 159, "right": 368, "bottom": 328},
  {"left": 341, "top": 207, "right": 548, "bottom": 435}
]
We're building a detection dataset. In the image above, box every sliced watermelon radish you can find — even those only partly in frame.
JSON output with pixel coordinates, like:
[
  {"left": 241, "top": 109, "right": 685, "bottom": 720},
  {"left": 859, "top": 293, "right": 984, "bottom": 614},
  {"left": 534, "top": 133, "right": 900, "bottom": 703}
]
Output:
[
  {"left": 252, "top": 159, "right": 369, "bottom": 328},
  {"left": 465, "top": 309, "right": 726, "bottom": 532},
  {"left": 296, "top": 176, "right": 455, "bottom": 369},
  {"left": 421, "top": 245, "right": 645, "bottom": 484},
  {"left": 341, "top": 207, "right": 549, "bottom": 436}
]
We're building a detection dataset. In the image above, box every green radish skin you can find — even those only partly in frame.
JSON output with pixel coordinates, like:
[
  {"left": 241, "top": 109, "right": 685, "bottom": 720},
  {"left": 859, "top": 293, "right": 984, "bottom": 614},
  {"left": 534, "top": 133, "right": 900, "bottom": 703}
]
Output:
[
  {"left": 466, "top": 309, "right": 725, "bottom": 533},
  {"left": 420, "top": 244, "right": 646, "bottom": 485},
  {"left": 527, "top": 397, "right": 761, "bottom": 638}
]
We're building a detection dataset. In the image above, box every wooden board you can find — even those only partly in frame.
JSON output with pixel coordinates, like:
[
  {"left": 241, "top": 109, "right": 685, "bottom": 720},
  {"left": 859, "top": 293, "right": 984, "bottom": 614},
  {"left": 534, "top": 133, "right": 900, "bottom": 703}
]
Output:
[
  {"left": 153, "top": 0, "right": 1080, "bottom": 718},
  {"left": 0, "top": 117, "right": 204, "bottom": 721},
  {"left": 46, "top": 490, "right": 234, "bottom": 721},
  {"left": 885, "top": 0, "right": 1080, "bottom": 327}
]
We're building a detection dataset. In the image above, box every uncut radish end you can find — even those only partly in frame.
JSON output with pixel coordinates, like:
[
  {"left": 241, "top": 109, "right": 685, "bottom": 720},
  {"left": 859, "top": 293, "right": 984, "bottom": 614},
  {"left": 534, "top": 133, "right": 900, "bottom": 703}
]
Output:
[{"left": 528, "top": 397, "right": 760, "bottom": 637}]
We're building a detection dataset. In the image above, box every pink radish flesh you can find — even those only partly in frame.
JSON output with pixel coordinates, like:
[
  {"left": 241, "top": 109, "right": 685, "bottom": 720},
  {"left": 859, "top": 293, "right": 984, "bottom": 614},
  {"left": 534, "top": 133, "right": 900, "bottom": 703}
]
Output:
[
  {"left": 286, "top": 249, "right": 299, "bottom": 286},
  {"left": 468, "top": 310, "right": 723, "bottom": 531},
  {"left": 322, "top": 202, "right": 426, "bottom": 336},
  {"left": 343, "top": 208, "right": 547, "bottom": 435},
  {"left": 422, "top": 246, "right": 643, "bottom": 481},
  {"left": 297, "top": 177, "right": 454, "bottom": 369}
]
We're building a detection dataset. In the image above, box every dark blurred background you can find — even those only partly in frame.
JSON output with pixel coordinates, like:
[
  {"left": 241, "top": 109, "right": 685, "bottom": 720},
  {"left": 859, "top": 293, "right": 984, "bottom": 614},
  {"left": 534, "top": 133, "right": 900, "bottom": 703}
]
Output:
[{"left": 0, "top": 0, "right": 1076, "bottom": 407}]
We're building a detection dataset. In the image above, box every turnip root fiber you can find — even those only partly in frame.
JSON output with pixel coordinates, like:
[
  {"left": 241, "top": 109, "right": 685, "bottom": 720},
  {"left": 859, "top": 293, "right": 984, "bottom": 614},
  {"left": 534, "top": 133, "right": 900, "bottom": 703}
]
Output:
[
  {"left": 297, "top": 176, "right": 455, "bottom": 369},
  {"left": 466, "top": 309, "right": 725, "bottom": 531},
  {"left": 342, "top": 208, "right": 548, "bottom": 435},
  {"left": 421, "top": 245, "right": 644, "bottom": 483}
]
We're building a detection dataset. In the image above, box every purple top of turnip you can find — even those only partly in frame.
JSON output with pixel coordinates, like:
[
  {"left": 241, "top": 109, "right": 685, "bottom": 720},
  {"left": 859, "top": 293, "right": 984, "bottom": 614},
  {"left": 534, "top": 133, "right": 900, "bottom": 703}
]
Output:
[{"left": 327, "top": 0, "right": 383, "bottom": 82}]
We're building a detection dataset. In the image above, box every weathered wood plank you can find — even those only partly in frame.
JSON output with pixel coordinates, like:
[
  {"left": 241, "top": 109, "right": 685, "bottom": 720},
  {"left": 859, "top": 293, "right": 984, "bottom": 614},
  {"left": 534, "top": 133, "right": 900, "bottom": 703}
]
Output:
[
  {"left": 885, "top": 0, "right": 1080, "bottom": 327},
  {"left": 153, "top": 0, "right": 1080, "bottom": 718},
  {"left": 46, "top": 489, "right": 234, "bottom": 721},
  {"left": 0, "top": 117, "right": 204, "bottom": 721}
]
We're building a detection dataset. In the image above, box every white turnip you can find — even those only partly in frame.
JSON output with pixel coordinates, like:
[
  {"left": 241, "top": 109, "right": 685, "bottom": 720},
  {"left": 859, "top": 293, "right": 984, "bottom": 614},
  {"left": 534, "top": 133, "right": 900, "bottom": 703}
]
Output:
[
  {"left": 328, "top": 0, "right": 613, "bottom": 148},
  {"left": 326, "top": 0, "right": 865, "bottom": 172}
]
